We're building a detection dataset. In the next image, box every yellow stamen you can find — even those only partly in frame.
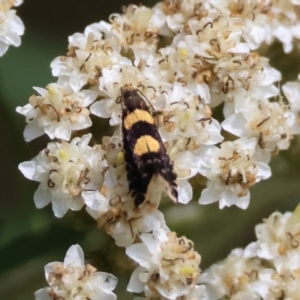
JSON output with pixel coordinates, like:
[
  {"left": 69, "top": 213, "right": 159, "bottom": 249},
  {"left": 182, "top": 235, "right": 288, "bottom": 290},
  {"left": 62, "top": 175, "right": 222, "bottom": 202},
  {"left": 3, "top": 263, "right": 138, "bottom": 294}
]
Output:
[
  {"left": 179, "top": 48, "right": 188, "bottom": 60},
  {"left": 59, "top": 149, "right": 68, "bottom": 161},
  {"left": 180, "top": 266, "right": 197, "bottom": 276},
  {"left": 48, "top": 86, "right": 56, "bottom": 96}
]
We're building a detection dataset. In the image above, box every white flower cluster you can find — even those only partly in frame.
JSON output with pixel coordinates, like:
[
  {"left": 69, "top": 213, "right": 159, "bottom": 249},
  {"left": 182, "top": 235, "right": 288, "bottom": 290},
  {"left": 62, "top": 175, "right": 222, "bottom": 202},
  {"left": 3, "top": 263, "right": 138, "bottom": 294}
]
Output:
[
  {"left": 18, "top": 134, "right": 104, "bottom": 218},
  {"left": 16, "top": 83, "right": 98, "bottom": 142},
  {"left": 0, "top": 0, "right": 24, "bottom": 56},
  {"left": 159, "top": 0, "right": 300, "bottom": 53},
  {"left": 127, "top": 231, "right": 205, "bottom": 300},
  {"left": 35, "top": 244, "right": 117, "bottom": 300},
  {"left": 15, "top": 1, "right": 300, "bottom": 299},
  {"left": 198, "top": 138, "right": 271, "bottom": 209},
  {"left": 17, "top": 0, "right": 296, "bottom": 224},
  {"left": 200, "top": 205, "right": 300, "bottom": 300}
]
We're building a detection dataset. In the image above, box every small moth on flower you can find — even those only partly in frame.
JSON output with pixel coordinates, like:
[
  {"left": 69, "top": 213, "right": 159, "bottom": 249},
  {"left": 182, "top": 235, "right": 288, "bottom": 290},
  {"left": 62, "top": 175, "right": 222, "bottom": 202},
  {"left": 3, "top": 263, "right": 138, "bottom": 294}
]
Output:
[{"left": 121, "top": 85, "right": 177, "bottom": 206}]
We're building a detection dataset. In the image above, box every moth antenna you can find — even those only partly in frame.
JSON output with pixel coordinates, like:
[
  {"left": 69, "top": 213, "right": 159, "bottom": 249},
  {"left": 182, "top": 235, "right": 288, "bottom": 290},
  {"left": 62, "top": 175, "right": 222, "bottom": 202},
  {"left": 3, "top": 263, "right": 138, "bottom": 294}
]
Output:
[
  {"left": 136, "top": 89, "right": 155, "bottom": 113},
  {"left": 136, "top": 89, "right": 162, "bottom": 127}
]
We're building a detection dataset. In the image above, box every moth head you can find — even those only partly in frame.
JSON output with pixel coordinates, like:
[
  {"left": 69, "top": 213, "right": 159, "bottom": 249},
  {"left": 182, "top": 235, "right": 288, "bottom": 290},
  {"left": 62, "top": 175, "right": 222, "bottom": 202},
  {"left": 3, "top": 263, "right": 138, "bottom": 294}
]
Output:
[{"left": 121, "top": 87, "right": 149, "bottom": 112}]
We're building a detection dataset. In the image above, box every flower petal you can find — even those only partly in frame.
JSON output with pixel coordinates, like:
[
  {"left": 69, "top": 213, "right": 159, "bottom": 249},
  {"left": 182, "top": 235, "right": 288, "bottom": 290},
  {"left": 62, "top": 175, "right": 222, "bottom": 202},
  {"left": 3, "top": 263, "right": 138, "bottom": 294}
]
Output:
[{"left": 64, "top": 244, "right": 84, "bottom": 267}]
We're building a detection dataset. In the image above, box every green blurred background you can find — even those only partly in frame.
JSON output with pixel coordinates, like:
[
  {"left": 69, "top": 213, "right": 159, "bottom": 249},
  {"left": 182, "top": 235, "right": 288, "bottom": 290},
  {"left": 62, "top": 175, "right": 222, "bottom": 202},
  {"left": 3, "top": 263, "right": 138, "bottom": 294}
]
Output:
[{"left": 1, "top": 1, "right": 300, "bottom": 299}]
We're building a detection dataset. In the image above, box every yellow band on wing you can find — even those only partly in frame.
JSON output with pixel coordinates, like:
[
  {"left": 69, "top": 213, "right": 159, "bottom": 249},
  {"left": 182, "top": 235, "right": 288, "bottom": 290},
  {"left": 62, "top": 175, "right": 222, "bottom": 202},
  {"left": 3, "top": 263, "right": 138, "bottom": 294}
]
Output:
[
  {"left": 134, "top": 135, "right": 160, "bottom": 156},
  {"left": 124, "top": 109, "right": 154, "bottom": 130}
]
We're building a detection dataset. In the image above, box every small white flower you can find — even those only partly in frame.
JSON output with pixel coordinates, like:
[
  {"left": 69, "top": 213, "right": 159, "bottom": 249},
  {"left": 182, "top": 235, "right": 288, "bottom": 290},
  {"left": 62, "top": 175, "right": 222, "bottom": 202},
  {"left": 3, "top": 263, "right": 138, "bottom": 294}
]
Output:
[
  {"left": 198, "top": 138, "right": 271, "bottom": 209},
  {"left": 249, "top": 205, "right": 300, "bottom": 271},
  {"left": 51, "top": 23, "right": 132, "bottom": 93},
  {"left": 18, "top": 134, "right": 103, "bottom": 218},
  {"left": 34, "top": 244, "right": 117, "bottom": 300},
  {"left": 52, "top": 21, "right": 127, "bottom": 82},
  {"left": 157, "top": 0, "right": 210, "bottom": 34},
  {"left": 135, "top": 284, "right": 208, "bottom": 300},
  {"left": 111, "top": 209, "right": 169, "bottom": 248},
  {"left": 127, "top": 232, "right": 202, "bottom": 300},
  {"left": 107, "top": 4, "right": 165, "bottom": 57},
  {"left": 251, "top": 267, "right": 300, "bottom": 300},
  {"left": 16, "top": 82, "right": 98, "bottom": 141},
  {"left": 158, "top": 86, "right": 223, "bottom": 146},
  {"left": 200, "top": 248, "right": 263, "bottom": 300},
  {"left": 242, "top": 17, "right": 272, "bottom": 51},
  {"left": 85, "top": 185, "right": 169, "bottom": 247},
  {"left": 222, "top": 98, "right": 293, "bottom": 158},
  {"left": 0, "top": 0, "right": 24, "bottom": 56},
  {"left": 211, "top": 54, "right": 280, "bottom": 115},
  {"left": 282, "top": 79, "right": 300, "bottom": 134}
]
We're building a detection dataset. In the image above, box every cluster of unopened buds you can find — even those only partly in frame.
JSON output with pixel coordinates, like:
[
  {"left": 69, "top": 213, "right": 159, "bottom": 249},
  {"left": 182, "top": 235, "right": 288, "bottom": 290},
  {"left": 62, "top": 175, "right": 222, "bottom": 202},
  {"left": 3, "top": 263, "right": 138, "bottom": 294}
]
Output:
[{"left": 6, "top": 0, "right": 300, "bottom": 299}]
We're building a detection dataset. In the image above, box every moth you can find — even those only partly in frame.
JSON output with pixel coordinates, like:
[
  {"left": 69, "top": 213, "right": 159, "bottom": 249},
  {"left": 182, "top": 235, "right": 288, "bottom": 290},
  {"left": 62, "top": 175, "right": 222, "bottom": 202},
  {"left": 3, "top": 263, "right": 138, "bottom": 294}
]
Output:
[{"left": 121, "top": 85, "right": 177, "bottom": 206}]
